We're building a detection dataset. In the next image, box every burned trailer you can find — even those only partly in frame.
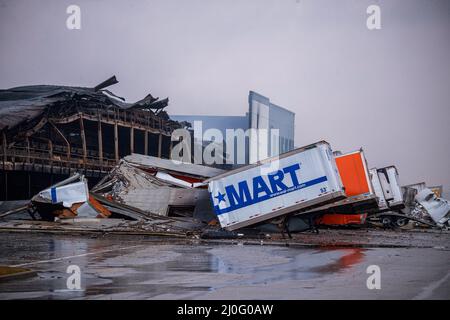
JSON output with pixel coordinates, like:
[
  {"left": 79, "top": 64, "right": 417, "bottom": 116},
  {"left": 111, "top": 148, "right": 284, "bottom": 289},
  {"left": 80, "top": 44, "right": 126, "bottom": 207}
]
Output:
[{"left": 0, "top": 76, "right": 182, "bottom": 200}]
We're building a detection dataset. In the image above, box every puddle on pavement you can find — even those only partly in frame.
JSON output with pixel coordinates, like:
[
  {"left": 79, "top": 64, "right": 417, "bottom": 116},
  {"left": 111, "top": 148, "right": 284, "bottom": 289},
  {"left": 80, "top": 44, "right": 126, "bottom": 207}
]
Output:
[{"left": 0, "top": 233, "right": 368, "bottom": 299}]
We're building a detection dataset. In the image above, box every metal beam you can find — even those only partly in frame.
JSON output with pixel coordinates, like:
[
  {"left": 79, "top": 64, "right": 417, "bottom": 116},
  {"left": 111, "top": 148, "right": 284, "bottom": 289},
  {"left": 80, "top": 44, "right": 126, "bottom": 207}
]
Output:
[
  {"left": 130, "top": 127, "right": 134, "bottom": 154},
  {"left": 49, "top": 120, "right": 71, "bottom": 160},
  {"left": 26, "top": 136, "right": 30, "bottom": 163},
  {"left": 98, "top": 115, "right": 103, "bottom": 164},
  {"left": 144, "top": 130, "right": 148, "bottom": 155},
  {"left": 2, "top": 132, "right": 7, "bottom": 165},
  {"left": 114, "top": 121, "right": 119, "bottom": 162},
  {"left": 49, "top": 113, "right": 172, "bottom": 136},
  {"left": 23, "top": 117, "right": 48, "bottom": 138},
  {"left": 79, "top": 113, "right": 87, "bottom": 165},
  {"left": 48, "top": 139, "right": 53, "bottom": 167},
  {"left": 158, "top": 133, "right": 162, "bottom": 158},
  {"left": 2, "top": 131, "right": 7, "bottom": 200}
]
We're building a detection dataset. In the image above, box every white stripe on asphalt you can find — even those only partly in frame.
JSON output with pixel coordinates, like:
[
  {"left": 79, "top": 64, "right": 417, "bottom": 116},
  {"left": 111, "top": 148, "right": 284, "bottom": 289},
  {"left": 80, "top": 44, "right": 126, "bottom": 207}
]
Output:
[
  {"left": 10, "top": 244, "right": 145, "bottom": 268},
  {"left": 413, "top": 270, "right": 450, "bottom": 300}
]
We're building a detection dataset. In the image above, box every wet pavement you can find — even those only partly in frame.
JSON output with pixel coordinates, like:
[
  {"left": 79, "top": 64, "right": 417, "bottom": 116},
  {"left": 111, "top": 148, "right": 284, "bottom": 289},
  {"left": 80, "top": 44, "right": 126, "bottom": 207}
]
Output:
[{"left": 0, "top": 232, "right": 449, "bottom": 299}]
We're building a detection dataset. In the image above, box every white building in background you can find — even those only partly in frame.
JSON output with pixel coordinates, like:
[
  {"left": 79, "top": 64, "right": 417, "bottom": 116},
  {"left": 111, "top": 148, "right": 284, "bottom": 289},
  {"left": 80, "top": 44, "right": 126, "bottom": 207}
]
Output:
[{"left": 171, "top": 91, "right": 295, "bottom": 166}]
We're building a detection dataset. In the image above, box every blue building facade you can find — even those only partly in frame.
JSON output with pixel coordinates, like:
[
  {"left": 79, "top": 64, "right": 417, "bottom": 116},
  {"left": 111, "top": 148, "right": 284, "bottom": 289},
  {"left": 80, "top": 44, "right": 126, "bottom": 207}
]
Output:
[{"left": 170, "top": 91, "right": 295, "bottom": 166}]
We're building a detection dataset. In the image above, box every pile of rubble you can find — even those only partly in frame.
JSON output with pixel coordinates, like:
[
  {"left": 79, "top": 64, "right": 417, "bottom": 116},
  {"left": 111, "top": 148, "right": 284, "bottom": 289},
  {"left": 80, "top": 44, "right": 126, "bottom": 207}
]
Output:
[
  {"left": 0, "top": 154, "right": 226, "bottom": 237},
  {"left": 91, "top": 154, "right": 224, "bottom": 220},
  {"left": 0, "top": 141, "right": 449, "bottom": 239}
]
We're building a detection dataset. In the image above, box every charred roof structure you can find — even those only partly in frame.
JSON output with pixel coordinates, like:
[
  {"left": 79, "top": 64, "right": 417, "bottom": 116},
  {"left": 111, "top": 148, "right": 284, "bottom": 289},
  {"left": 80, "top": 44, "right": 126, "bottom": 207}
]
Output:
[{"left": 0, "top": 76, "right": 182, "bottom": 200}]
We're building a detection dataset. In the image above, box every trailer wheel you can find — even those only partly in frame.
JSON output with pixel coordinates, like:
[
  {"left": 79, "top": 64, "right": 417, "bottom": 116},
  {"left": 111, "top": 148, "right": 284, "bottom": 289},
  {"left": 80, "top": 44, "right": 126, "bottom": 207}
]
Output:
[
  {"left": 395, "top": 217, "right": 409, "bottom": 227},
  {"left": 381, "top": 216, "right": 393, "bottom": 227}
]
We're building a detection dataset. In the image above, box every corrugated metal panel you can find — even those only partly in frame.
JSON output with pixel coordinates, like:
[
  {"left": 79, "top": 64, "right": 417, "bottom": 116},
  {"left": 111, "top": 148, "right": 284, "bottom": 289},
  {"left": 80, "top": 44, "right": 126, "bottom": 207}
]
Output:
[
  {"left": 125, "top": 153, "right": 225, "bottom": 178},
  {"left": 118, "top": 188, "right": 171, "bottom": 215},
  {"left": 168, "top": 188, "right": 209, "bottom": 206}
]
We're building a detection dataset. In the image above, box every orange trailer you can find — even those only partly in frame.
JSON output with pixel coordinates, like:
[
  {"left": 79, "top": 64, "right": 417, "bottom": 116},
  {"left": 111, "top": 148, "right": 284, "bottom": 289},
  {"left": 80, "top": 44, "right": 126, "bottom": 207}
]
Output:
[
  {"left": 316, "top": 150, "right": 374, "bottom": 226},
  {"left": 316, "top": 213, "right": 367, "bottom": 226},
  {"left": 335, "top": 150, "right": 372, "bottom": 197}
]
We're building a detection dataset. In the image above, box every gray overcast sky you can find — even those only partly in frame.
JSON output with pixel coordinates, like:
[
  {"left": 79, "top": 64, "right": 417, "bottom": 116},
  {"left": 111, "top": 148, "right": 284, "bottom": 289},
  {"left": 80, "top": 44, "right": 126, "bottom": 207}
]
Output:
[{"left": 0, "top": 0, "right": 449, "bottom": 195}]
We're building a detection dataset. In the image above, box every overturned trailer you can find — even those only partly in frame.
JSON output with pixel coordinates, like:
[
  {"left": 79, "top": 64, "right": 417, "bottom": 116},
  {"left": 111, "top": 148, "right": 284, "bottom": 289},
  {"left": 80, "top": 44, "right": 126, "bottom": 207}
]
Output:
[
  {"left": 0, "top": 76, "right": 182, "bottom": 200},
  {"left": 312, "top": 149, "right": 378, "bottom": 226},
  {"left": 205, "top": 141, "right": 346, "bottom": 231}
]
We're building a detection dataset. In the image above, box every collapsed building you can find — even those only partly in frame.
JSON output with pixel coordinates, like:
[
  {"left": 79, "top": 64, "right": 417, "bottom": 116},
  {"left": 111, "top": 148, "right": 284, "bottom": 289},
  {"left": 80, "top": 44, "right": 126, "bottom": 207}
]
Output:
[{"left": 0, "top": 76, "right": 182, "bottom": 200}]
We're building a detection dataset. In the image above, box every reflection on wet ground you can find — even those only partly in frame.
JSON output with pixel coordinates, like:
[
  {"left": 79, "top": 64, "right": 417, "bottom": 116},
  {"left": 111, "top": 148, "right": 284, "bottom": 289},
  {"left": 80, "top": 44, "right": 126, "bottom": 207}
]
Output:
[
  {"left": 1, "top": 232, "right": 448, "bottom": 299},
  {"left": 310, "top": 248, "right": 365, "bottom": 274},
  {"left": 0, "top": 233, "right": 368, "bottom": 299}
]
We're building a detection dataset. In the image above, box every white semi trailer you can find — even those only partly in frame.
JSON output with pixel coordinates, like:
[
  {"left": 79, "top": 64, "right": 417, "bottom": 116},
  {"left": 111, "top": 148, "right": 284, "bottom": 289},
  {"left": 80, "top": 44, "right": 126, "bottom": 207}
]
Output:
[
  {"left": 205, "top": 141, "right": 346, "bottom": 231},
  {"left": 370, "top": 166, "right": 404, "bottom": 211}
]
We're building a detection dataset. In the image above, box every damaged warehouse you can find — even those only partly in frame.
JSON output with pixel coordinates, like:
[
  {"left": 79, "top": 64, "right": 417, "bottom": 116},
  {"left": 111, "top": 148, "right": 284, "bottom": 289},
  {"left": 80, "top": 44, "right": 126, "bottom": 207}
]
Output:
[
  {"left": 0, "top": 0, "right": 449, "bottom": 302},
  {"left": 0, "top": 81, "right": 449, "bottom": 300},
  {"left": 0, "top": 76, "right": 182, "bottom": 200}
]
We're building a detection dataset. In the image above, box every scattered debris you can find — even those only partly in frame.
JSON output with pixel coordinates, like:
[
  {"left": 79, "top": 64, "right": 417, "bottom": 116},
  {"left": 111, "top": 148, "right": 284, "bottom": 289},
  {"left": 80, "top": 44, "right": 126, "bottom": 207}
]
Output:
[
  {"left": 0, "top": 203, "right": 29, "bottom": 219},
  {"left": 30, "top": 174, "right": 110, "bottom": 221},
  {"left": 91, "top": 155, "right": 222, "bottom": 222},
  {"left": 415, "top": 188, "right": 450, "bottom": 226},
  {"left": 428, "top": 185, "right": 443, "bottom": 198},
  {"left": 1, "top": 138, "right": 449, "bottom": 239}
]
